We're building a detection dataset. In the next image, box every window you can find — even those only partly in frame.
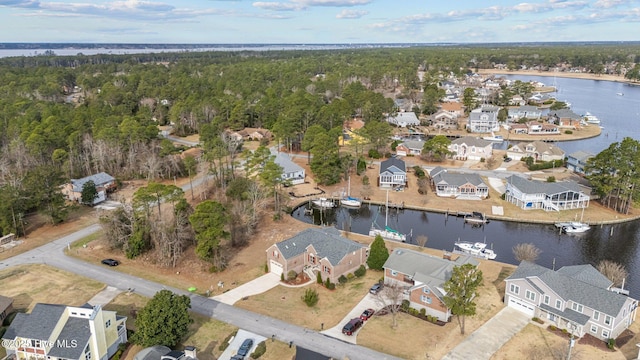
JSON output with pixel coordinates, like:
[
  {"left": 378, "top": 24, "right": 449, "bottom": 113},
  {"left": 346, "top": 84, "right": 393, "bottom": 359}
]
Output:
[
  {"left": 555, "top": 299, "right": 562, "bottom": 309},
  {"left": 390, "top": 270, "right": 398, "bottom": 276},
  {"left": 106, "top": 319, "right": 111, "bottom": 328},
  {"left": 593, "top": 311, "right": 600, "bottom": 321},
  {"left": 591, "top": 324, "right": 598, "bottom": 333},
  {"left": 273, "top": 251, "right": 279, "bottom": 258},
  {"left": 571, "top": 303, "right": 583, "bottom": 313},
  {"left": 324, "top": 266, "right": 331, "bottom": 274},
  {"left": 509, "top": 284, "right": 520, "bottom": 295},
  {"left": 423, "top": 288, "right": 430, "bottom": 294},
  {"left": 602, "top": 329, "right": 610, "bottom": 338},
  {"left": 421, "top": 295, "right": 432, "bottom": 304},
  {"left": 543, "top": 295, "right": 550, "bottom": 305},
  {"left": 525, "top": 290, "right": 536, "bottom": 302},
  {"left": 605, "top": 315, "right": 612, "bottom": 325}
]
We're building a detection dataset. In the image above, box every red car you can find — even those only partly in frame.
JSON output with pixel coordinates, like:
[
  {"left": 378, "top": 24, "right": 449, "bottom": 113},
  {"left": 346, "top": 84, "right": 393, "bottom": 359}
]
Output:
[{"left": 360, "top": 308, "right": 375, "bottom": 321}]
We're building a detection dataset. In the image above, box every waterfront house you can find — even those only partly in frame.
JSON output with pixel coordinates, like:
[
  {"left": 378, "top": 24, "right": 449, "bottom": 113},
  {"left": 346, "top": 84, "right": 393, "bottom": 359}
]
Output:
[
  {"left": 429, "top": 167, "right": 489, "bottom": 199},
  {"left": 504, "top": 175, "right": 589, "bottom": 211},
  {"left": 505, "top": 261, "right": 638, "bottom": 341},
  {"left": 440, "top": 102, "right": 464, "bottom": 117},
  {"left": 506, "top": 140, "right": 565, "bottom": 162},
  {"left": 467, "top": 105, "right": 500, "bottom": 133},
  {"left": 566, "top": 150, "right": 594, "bottom": 175},
  {"left": 432, "top": 111, "right": 459, "bottom": 131},
  {"left": 387, "top": 112, "right": 420, "bottom": 128},
  {"left": 2, "top": 303, "right": 127, "bottom": 360},
  {"left": 379, "top": 158, "right": 407, "bottom": 188},
  {"left": 273, "top": 152, "right": 305, "bottom": 185},
  {"left": 508, "top": 105, "right": 542, "bottom": 120},
  {"left": 448, "top": 137, "right": 494, "bottom": 161},
  {"left": 509, "top": 95, "right": 526, "bottom": 106},
  {"left": 525, "top": 121, "right": 560, "bottom": 135},
  {"left": 61, "top": 172, "right": 116, "bottom": 205},
  {"left": 548, "top": 109, "right": 583, "bottom": 129},
  {"left": 266, "top": 227, "right": 368, "bottom": 284},
  {"left": 396, "top": 140, "right": 424, "bottom": 157},
  {"left": 383, "top": 248, "right": 478, "bottom": 322}
]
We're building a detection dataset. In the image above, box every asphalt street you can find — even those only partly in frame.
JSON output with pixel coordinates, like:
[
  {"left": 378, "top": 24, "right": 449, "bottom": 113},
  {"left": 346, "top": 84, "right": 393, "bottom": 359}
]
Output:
[{"left": 0, "top": 224, "right": 403, "bottom": 360}]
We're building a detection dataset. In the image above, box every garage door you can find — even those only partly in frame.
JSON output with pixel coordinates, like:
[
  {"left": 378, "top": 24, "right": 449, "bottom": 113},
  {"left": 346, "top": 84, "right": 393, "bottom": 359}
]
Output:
[
  {"left": 270, "top": 260, "right": 283, "bottom": 276},
  {"left": 508, "top": 297, "right": 535, "bottom": 317}
]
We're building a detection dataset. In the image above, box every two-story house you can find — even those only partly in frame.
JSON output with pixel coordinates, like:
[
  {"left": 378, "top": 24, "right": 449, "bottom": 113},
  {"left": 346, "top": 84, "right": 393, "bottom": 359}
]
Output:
[
  {"left": 61, "top": 172, "right": 116, "bottom": 205},
  {"left": 504, "top": 175, "right": 590, "bottom": 211},
  {"left": 429, "top": 167, "right": 489, "bottom": 199},
  {"left": 2, "top": 303, "right": 127, "bottom": 360},
  {"left": 440, "top": 102, "right": 464, "bottom": 118},
  {"left": 266, "top": 227, "right": 368, "bottom": 284},
  {"left": 505, "top": 261, "right": 638, "bottom": 341},
  {"left": 431, "top": 111, "right": 459, "bottom": 131},
  {"left": 379, "top": 158, "right": 407, "bottom": 188},
  {"left": 508, "top": 105, "right": 542, "bottom": 120},
  {"left": 383, "top": 248, "right": 478, "bottom": 322},
  {"left": 506, "top": 140, "right": 565, "bottom": 162},
  {"left": 467, "top": 105, "right": 500, "bottom": 133},
  {"left": 566, "top": 150, "right": 594, "bottom": 175},
  {"left": 274, "top": 152, "right": 305, "bottom": 185},
  {"left": 448, "top": 137, "right": 494, "bottom": 161}
]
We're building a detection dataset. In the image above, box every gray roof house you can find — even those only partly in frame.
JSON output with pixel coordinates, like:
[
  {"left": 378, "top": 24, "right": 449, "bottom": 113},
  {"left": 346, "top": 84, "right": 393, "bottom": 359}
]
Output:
[
  {"left": 266, "top": 227, "right": 368, "bottom": 283},
  {"left": 467, "top": 105, "right": 500, "bottom": 133},
  {"left": 61, "top": 172, "right": 116, "bottom": 205},
  {"left": 504, "top": 175, "right": 589, "bottom": 211},
  {"left": 379, "top": 158, "right": 406, "bottom": 188},
  {"left": 395, "top": 140, "right": 424, "bottom": 157},
  {"left": 383, "top": 248, "right": 478, "bottom": 321},
  {"left": 274, "top": 152, "right": 305, "bottom": 185},
  {"left": 448, "top": 137, "right": 494, "bottom": 161},
  {"left": 387, "top": 112, "right": 420, "bottom": 128},
  {"left": 508, "top": 105, "right": 542, "bottom": 120},
  {"left": 566, "top": 150, "right": 594, "bottom": 175},
  {"left": 2, "top": 303, "right": 127, "bottom": 360},
  {"left": 505, "top": 261, "right": 638, "bottom": 341},
  {"left": 429, "top": 167, "right": 489, "bottom": 199}
]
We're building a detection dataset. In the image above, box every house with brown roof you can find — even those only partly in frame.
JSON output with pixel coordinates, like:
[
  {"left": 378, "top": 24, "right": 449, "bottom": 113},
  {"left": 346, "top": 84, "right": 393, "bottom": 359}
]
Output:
[
  {"left": 440, "top": 102, "right": 464, "bottom": 118},
  {"left": 448, "top": 137, "right": 494, "bottom": 161},
  {"left": 266, "top": 227, "right": 368, "bottom": 284},
  {"left": 383, "top": 248, "right": 478, "bottom": 322},
  {"left": 507, "top": 140, "right": 565, "bottom": 162}
]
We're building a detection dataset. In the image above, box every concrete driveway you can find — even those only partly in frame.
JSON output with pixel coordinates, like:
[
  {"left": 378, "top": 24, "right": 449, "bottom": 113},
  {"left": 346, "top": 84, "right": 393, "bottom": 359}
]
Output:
[
  {"left": 212, "top": 273, "right": 280, "bottom": 305},
  {"left": 441, "top": 306, "right": 529, "bottom": 360},
  {"left": 321, "top": 293, "right": 380, "bottom": 344},
  {"left": 218, "top": 329, "right": 266, "bottom": 360}
]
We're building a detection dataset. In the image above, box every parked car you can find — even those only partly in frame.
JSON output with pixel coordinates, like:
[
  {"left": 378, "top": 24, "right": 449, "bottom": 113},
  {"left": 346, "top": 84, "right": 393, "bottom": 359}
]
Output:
[
  {"left": 230, "top": 356, "right": 244, "bottom": 360},
  {"left": 237, "top": 338, "right": 254, "bottom": 357},
  {"left": 369, "top": 283, "right": 383, "bottom": 295},
  {"left": 342, "top": 318, "right": 363, "bottom": 335},
  {"left": 360, "top": 308, "right": 375, "bottom": 321},
  {"left": 504, "top": 157, "right": 512, "bottom": 162},
  {"left": 101, "top": 258, "right": 119, "bottom": 266}
]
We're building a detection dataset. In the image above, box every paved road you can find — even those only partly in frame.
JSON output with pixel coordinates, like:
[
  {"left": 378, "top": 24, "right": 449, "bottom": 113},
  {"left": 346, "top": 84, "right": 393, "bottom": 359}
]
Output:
[{"left": 0, "top": 225, "right": 402, "bottom": 360}]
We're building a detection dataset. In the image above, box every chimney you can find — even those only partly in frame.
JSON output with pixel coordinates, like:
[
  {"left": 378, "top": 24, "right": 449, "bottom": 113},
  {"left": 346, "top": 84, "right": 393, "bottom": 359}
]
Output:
[{"left": 184, "top": 346, "right": 196, "bottom": 360}]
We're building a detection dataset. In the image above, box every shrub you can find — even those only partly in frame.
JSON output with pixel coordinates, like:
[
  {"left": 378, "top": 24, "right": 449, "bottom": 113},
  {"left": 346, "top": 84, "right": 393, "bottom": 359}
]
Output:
[
  {"left": 480, "top": 158, "right": 485, "bottom": 163},
  {"left": 325, "top": 277, "right": 331, "bottom": 288},
  {"left": 3, "top": 311, "right": 19, "bottom": 326},
  {"left": 111, "top": 343, "right": 129, "bottom": 360},
  {"left": 354, "top": 265, "right": 366, "bottom": 277},
  {"left": 401, "top": 300, "right": 410, "bottom": 312},
  {"left": 419, "top": 308, "right": 426, "bottom": 317},
  {"left": 607, "top": 338, "right": 615, "bottom": 350},
  {"left": 565, "top": 130, "right": 573, "bottom": 135},
  {"left": 326, "top": 282, "right": 336, "bottom": 290},
  {"left": 264, "top": 263, "right": 268, "bottom": 273},
  {"left": 219, "top": 330, "right": 238, "bottom": 351},
  {"left": 547, "top": 176, "right": 556, "bottom": 182},
  {"left": 368, "top": 149, "right": 382, "bottom": 159},
  {"left": 287, "top": 270, "right": 297, "bottom": 281},
  {"left": 316, "top": 271, "right": 322, "bottom": 284},
  {"left": 338, "top": 275, "right": 347, "bottom": 284},
  {"left": 413, "top": 166, "right": 425, "bottom": 178},
  {"left": 346, "top": 273, "right": 355, "bottom": 281},
  {"left": 549, "top": 325, "right": 558, "bottom": 331},
  {"left": 281, "top": 273, "right": 285, "bottom": 282},
  {"left": 251, "top": 341, "right": 267, "bottom": 359},
  {"left": 301, "top": 288, "right": 319, "bottom": 307}
]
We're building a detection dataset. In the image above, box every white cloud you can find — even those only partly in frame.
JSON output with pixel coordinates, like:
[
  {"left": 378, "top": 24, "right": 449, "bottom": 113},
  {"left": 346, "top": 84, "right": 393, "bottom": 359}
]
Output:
[
  {"left": 294, "top": 0, "right": 371, "bottom": 6},
  {"left": 336, "top": 9, "right": 367, "bottom": 19},
  {"left": 252, "top": 2, "right": 304, "bottom": 11},
  {"left": 593, "top": 0, "right": 628, "bottom": 8}
]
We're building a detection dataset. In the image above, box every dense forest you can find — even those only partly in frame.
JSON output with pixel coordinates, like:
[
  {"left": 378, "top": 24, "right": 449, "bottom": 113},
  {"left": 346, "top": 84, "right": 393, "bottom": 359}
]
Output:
[{"left": 1, "top": 44, "right": 639, "bottom": 267}]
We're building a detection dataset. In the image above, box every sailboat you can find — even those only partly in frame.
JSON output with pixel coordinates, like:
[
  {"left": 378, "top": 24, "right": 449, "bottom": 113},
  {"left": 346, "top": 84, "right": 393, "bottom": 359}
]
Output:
[
  {"left": 340, "top": 176, "right": 362, "bottom": 208},
  {"left": 369, "top": 190, "right": 406, "bottom": 242}
]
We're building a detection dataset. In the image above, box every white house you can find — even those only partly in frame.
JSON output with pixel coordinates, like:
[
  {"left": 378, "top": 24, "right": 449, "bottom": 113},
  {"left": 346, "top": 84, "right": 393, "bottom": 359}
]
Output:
[
  {"left": 387, "top": 112, "right": 420, "bottom": 128},
  {"left": 379, "top": 158, "right": 406, "bottom": 188},
  {"left": 274, "top": 153, "right": 305, "bottom": 185},
  {"left": 507, "top": 141, "right": 565, "bottom": 162},
  {"left": 448, "top": 137, "right": 494, "bottom": 161},
  {"left": 504, "top": 175, "right": 589, "bottom": 211},
  {"left": 467, "top": 105, "right": 500, "bottom": 133}
]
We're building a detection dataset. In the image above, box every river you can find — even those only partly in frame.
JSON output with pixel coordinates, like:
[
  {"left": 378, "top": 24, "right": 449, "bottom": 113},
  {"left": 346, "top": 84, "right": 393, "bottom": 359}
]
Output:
[{"left": 293, "top": 75, "right": 640, "bottom": 297}]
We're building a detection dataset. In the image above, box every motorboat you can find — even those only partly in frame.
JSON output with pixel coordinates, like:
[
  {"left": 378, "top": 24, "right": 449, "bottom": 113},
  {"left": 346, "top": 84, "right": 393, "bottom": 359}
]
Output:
[
  {"left": 340, "top": 196, "right": 362, "bottom": 208},
  {"left": 453, "top": 241, "right": 497, "bottom": 260},
  {"left": 617, "top": 92, "right": 624, "bottom": 96},
  {"left": 312, "top": 197, "right": 335, "bottom": 208},
  {"left": 562, "top": 222, "right": 590, "bottom": 233},
  {"left": 482, "top": 132, "right": 504, "bottom": 142},
  {"left": 583, "top": 112, "right": 600, "bottom": 125},
  {"left": 464, "top": 212, "right": 489, "bottom": 225}
]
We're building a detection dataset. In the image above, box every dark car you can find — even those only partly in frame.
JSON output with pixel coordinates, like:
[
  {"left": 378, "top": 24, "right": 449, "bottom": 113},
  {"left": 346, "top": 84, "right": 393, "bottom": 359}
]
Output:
[
  {"left": 101, "top": 259, "right": 119, "bottom": 266},
  {"left": 504, "top": 157, "right": 512, "bottom": 162},
  {"left": 360, "top": 308, "right": 375, "bottom": 321},
  {"left": 237, "top": 338, "right": 254, "bottom": 357},
  {"left": 230, "top": 356, "right": 244, "bottom": 360},
  {"left": 342, "top": 318, "right": 363, "bottom": 335},
  {"left": 369, "top": 283, "right": 383, "bottom": 295}
]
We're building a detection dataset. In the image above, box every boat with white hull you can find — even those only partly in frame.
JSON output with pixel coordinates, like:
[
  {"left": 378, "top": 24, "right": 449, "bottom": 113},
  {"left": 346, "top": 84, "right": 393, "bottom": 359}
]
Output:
[
  {"left": 482, "top": 132, "right": 504, "bottom": 142},
  {"left": 369, "top": 190, "right": 406, "bottom": 242},
  {"left": 561, "top": 222, "right": 590, "bottom": 233},
  {"left": 312, "top": 197, "right": 335, "bottom": 208},
  {"left": 453, "top": 241, "right": 497, "bottom": 260},
  {"left": 340, "top": 177, "right": 362, "bottom": 208},
  {"left": 583, "top": 112, "right": 600, "bottom": 125}
]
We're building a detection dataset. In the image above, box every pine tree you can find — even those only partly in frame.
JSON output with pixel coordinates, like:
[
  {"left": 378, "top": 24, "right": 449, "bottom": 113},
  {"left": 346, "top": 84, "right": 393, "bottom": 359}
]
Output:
[
  {"left": 367, "top": 234, "right": 389, "bottom": 270},
  {"left": 442, "top": 263, "right": 483, "bottom": 335}
]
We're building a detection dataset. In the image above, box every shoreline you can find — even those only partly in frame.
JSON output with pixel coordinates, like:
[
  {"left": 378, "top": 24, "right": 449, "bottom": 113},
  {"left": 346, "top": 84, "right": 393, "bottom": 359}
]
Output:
[{"left": 477, "top": 68, "right": 639, "bottom": 85}]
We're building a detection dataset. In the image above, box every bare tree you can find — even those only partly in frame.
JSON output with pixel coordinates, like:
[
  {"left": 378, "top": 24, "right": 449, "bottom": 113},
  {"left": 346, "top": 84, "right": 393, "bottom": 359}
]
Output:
[
  {"left": 360, "top": 184, "right": 373, "bottom": 200},
  {"left": 597, "top": 260, "right": 628, "bottom": 288},
  {"left": 98, "top": 205, "right": 135, "bottom": 249},
  {"left": 415, "top": 235, "right": 428, "bottom": 248},
  {"left": 374, "top": 282, "right": 405, "bottom": 328},
  {"left": 513, "top": 243, "right": 541, "bottom": 263}
]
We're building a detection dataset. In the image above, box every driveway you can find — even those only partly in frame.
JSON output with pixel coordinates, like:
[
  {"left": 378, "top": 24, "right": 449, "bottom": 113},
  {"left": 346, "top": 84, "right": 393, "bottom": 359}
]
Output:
[
  {"left": 487, "top": 177, "right": 506, "bottom": 194},
  {"left": 212, "top": 273, "right": 280, "bottom": 305},
  {"left": 321, "top": 293, "right": 379, "bottom": 344},
  {"left": 218, "top": 329, "right": 266, "bottom": 360},
  {"left": 441, "top": 306, "right": 529, "bottom": 360}
]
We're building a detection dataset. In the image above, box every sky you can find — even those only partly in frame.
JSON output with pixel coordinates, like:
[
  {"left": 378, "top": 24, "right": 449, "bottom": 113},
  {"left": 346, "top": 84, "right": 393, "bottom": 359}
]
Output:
[{"left": 0, "top": 0, "right": 639, "bottom": 44}]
